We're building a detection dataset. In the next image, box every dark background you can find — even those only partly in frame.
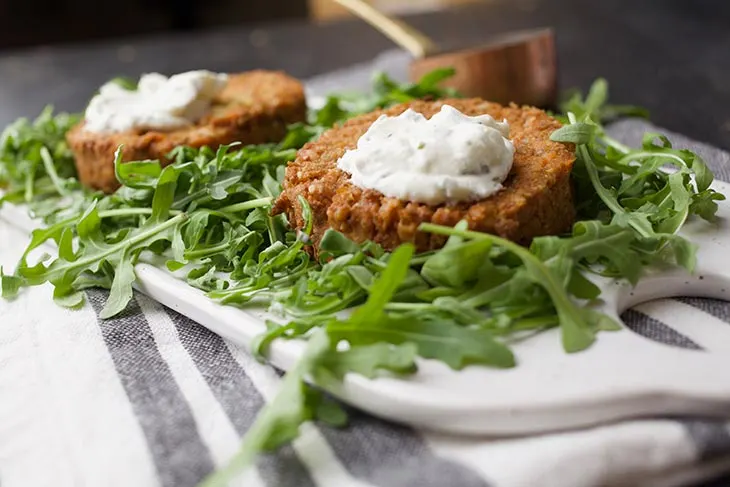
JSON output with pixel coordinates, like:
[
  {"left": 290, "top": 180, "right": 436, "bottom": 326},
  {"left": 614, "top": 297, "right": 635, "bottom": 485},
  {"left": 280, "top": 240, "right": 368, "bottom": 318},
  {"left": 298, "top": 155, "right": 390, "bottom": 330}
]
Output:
[
  {"left": 0, "top": 0, "right": 308, "bottom": 49},
  {"left": 0, "top": 0, "right": 729, "bottom": 150}
]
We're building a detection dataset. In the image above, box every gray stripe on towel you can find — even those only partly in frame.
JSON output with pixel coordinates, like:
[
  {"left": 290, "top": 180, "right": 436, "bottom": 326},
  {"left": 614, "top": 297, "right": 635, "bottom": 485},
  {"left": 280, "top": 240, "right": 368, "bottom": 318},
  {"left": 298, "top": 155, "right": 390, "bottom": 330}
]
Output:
[
  {"left": 676, "top": 297, "right": 730, "bottom": 325},
  {"left": 621, "top": 309, "right": 704, "bottom": 350},
  {"left": 166, "top": 309, "right": 316, "bottom": 487},
  {"left": 88, "top": 289, "right": 214, "bottom": 487},
  {"left": 319, "top": 409, "right": 492, "bottom": 487},
  {"left": 684, "top": 420, "right": 730, "bottom": 460}
]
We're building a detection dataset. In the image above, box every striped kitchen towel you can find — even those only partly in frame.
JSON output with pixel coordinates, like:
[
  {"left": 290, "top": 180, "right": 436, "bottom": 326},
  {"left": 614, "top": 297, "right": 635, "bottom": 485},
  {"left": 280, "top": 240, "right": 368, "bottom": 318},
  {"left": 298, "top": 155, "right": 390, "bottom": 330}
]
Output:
[{"left": 3, "top": 52, "right": 730, "bottom": 487}]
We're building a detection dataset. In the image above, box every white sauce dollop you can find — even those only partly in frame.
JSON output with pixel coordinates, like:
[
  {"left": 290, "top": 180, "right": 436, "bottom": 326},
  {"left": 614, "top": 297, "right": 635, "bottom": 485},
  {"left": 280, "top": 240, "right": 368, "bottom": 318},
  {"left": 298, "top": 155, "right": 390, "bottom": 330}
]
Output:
[
  {"left": 84, "top": 70, "right": 228, "bottom": 134},
  {"left": 336, "top": 104, "right": 515, "bottom": 205}
]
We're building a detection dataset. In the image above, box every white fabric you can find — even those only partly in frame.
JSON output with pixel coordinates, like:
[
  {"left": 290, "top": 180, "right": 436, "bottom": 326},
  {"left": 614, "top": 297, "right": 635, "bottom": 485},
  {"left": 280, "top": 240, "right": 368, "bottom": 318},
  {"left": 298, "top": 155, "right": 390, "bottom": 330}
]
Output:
[
  {"left": 2, "top": 219, "right": 728, "bottom": 487},
  {"left": 0, "top": 224, "right": 158, "bottom": 487}
]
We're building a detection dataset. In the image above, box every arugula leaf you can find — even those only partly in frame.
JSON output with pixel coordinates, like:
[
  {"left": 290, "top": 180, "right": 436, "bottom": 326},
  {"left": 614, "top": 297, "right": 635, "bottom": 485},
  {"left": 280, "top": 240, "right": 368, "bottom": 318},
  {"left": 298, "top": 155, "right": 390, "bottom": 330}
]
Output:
[
  {"left": 553, "top": 106, "right": 721, "bottom": 270},
  {"left": 550, "top": 121, "right": 596, "bottom": 145},
  {"left": 415, "top": 67, "right": 457, "bottom": 91},
  {"left": 561, "top": 221, "right": 643, "bottom": 285},
  {"left": 109, "top": 76, "right": 138, "bottom": 91},
  {"left": 315, "top": 96, "right": 349, "bottom": 127},
  {"left": 419, "top": 222, "right": 619, "bottom": 352},
  {"left": 202, "top": 328, "right": 418, "bottom": 487},
  {"left": 0, "top": 106, "right": 85, "bottom": 220},
  {"left": 328, "top": 314, "right": 515, "bottom": 369},
  {"left": 314, "top": 342, "right": 419, "bottom": 383},
  {"left": 113, "top": 147, "right": 162, "bottom": 189},
  {"left": 347, "top": 244, "right": 414, "bottom": 326},
  {"left": 558, "top": 78, "right": 649, "bottom": 123},
  {"left": 318, "top": 229, "right": 363, "bottom": 257},
  {"left": 316, "top": 242, "right": 515, "bottom": 368},
  {"left": 690, "top": 190, "right": 725, "bottom": 221},
  {"left": 421, "top": 238, "right": 492, "bottom": 288},
  {"left": 201, "top": 334, "right": 329, "bottom": 487},
  {"left": 0, "top": 267, "right": 22, "bottom": 299},
  {"left": 310, "top": 69, "right": 462, "bottom": 124},
  {"left": 101, "top": 249, "right": 137, "bottom": 318},
  {"left": 583, "top": 78, "right": 608, "bottom": 117}
]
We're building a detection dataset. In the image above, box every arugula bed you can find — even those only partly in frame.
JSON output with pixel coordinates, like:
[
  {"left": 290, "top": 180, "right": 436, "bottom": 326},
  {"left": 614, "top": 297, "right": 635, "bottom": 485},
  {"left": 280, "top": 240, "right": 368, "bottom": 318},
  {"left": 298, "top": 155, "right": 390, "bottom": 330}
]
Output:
[{"left": 0, "top": 71, "right": 725, "bottom": 486}]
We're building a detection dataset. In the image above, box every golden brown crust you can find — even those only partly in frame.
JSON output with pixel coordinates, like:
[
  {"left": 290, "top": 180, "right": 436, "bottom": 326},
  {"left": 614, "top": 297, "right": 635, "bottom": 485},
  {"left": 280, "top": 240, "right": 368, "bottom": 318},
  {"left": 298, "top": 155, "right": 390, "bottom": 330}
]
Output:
[
  {"left": 67, "top": 70, "right": 307, "bottom": 193},
  {"left": 273, "top": 98, "right": 576, "bottom": 253}
]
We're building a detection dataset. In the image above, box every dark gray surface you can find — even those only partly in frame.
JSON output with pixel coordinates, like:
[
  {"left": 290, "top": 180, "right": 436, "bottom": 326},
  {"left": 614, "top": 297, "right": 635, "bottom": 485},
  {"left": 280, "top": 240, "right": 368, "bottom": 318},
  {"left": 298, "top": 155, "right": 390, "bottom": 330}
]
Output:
[{"left": 1, "top": 0, "right": 729, "bottom": 149}]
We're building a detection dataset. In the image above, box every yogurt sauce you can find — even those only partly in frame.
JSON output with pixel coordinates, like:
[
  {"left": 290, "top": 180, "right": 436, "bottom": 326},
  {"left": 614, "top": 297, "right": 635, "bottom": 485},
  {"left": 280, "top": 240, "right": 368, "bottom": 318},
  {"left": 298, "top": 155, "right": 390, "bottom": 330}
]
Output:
[
  {"left": 84, "top": 70, "right": 228, "bottom": 134},
  {"left": 336, "top": 104, "right": 515, "bottom": 205}
]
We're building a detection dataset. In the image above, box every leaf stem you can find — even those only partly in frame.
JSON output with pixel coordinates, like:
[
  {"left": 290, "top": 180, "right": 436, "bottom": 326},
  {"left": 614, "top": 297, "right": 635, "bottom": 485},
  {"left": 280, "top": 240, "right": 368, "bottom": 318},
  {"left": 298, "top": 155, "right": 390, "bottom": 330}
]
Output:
[
  {"left": 40, "top": 146, "right": 69, "bottom": 196},
  {"left": 24, "top": 162, "right": 35, "bottom": 202},
  {"left": 384, "top": 302, "right": 432, "bottom": 311},
  {"left": 100, "top": 208, "right": 183, "bottom": 218},
  {"left": 184, "top": 239, "right": 238, "bottom": 260},
  {"left": 218, "top": 197, "right": 273, "bottom": 213},
  {"left": 602, "top": 135, "right": 631, "bottom": 154},
  {"left": 492, "top": 315, "right": 560, "bottom": 333},
  {"left": 42, "top": 213, "right": 188, "bottom": 279}
]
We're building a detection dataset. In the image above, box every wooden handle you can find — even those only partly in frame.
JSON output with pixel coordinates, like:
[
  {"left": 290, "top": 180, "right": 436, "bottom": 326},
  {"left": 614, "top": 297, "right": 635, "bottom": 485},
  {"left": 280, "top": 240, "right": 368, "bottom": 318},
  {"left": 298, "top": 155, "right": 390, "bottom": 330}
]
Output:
[{"left": 333, "top": 0, "right": 438, "bottom": 58}]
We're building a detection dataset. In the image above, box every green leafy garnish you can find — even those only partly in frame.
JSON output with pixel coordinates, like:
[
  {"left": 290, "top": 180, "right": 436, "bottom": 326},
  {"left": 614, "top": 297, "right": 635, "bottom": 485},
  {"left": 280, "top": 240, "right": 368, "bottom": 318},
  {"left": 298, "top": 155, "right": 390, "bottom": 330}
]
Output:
[
  {"left": 0, "top": 72, "right": 724, "bottom": 487},
  {"left": 0, "top": 106, "right": 88, "bottom": 222},
  {"left": 315, "top": 68, "right": 462, "bottom": 125},
  {"left": 201, "top": 328, "right": 418, "bottom": 487},
  {"left": 557, "top": 78, "right": 650, "bottom": 123}
]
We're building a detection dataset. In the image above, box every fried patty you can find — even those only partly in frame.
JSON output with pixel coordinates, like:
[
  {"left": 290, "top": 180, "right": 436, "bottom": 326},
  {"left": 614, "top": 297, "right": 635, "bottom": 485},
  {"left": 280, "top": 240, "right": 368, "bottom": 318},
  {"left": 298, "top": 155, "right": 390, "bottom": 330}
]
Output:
[
  {"left": 67, "top": 70, "right": 307, "bottom": 193},
  {"left": 273, "top": 98, "right": 575, "bottom": 253}
]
